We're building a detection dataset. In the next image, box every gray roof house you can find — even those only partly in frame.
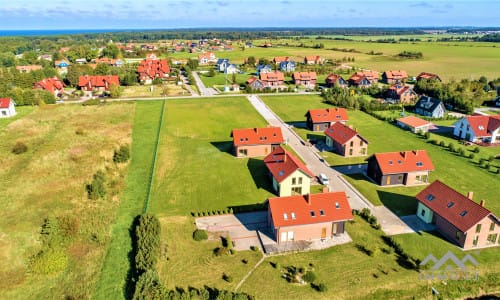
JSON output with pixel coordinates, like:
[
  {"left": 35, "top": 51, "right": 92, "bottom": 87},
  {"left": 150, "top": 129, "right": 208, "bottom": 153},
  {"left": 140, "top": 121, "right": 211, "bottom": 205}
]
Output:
[{"left": 415, "top": 96, "right": 446, "bottom": 118}]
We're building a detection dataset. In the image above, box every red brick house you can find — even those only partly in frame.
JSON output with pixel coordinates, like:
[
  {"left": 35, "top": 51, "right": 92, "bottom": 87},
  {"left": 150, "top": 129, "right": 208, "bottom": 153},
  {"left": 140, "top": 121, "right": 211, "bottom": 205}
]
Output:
[
  {"left": 397, "top": 116, "right": 434, "bottom": 133},
  {"left": 264, "top": 146, "right": 314, "bottom": 197},
  {"left": 325, "top": 74, "right": 348, "bottom": 88},
  {"left": 324, "top": 122, "right": 368, "bottom": 157},
  {"left": 33, "top": 77, "right": 65, "bottom": 98},
  {"left": 137, "top": 58, "right": 171, "bottom": 84},
  {"left": 246, "top": 76, "right": 265, "bottom": 90},
  {"left": 366, "top": 150, "right": 434, "bottom": 186},
  {"left": 268, "top": 191, "right": 353, "bottom": 243},
  {"left": 416, "top": 72, "right": 441, "bottom": 82},
  {"left": 305, "top": 108, "right": 349, "bottom": 131},
  {"left": 416, "top": 180, "right": 499, "bottom": 250},
  {"left": 260, "top": 71, "right": 285, "bottom": 88},
  {"left": 231, "top": 127, "right": 283, "bottom": 157},
  {"left": 382, "top": 70, "right": 408, "bottom": 84},
  {"left": 385, "top": 85, "right": 418, "bottom": 104},
  {"left": 78, "top": 75, "right": 119, "bottom": 97},
  {"left": 292, "top": 72, "right": 317, "bottom": 88}
]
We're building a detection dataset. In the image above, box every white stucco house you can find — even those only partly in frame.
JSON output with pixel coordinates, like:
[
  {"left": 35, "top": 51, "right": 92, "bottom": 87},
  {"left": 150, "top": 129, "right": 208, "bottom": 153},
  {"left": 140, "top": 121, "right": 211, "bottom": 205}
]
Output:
[
  {"left": 453, "top": 114, "right": 500, "bottom": 145},
  {"left": 0, "top": 98, "right": 16, "bottom": 118}
]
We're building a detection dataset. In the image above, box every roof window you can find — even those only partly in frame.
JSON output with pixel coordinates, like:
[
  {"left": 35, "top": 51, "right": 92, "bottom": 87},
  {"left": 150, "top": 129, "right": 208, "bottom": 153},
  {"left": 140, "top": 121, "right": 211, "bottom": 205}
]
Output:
[
  {"left": 310, "top": 211, "right": 315, "bottom": 217},
  {"left": 478, "top": 125, "right": 484, "bottom": 130},
  {"left": 278, "top": 170, "right": 284, "bottom": 177},
  {"left": 291, "top": 212, "right": 296, "bottom": 220},
  {"left": 447, "top": 202, "right": 455, "bottom": 208},
  {"left": 335, "top": 202, "right": 340, "bottom": 209},
  {"left": 389, "top": 160, "right": 393, "bottom": 165},
  {"left": 460, "top": 210, "right": 468, "bottom": 217},
  {"left": 426, "top": 194, "right": 435, "bottom": 201},
  {"left": 416, "top": 162, "right": 423, "bottom": 167},
  {"left": 283, "top": 213, "right": 288, "bottom": 220},
  {"left": 320, "top": 210, "right": 325, "bottom": 216}
]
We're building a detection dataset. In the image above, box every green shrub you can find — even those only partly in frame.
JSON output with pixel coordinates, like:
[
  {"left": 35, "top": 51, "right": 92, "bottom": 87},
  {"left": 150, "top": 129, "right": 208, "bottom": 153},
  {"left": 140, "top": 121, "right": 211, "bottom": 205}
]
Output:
[
  {"left": 193, "top": 229, "right": 208, "bottom": 241},
  {"left": 439, "top": 140, "right": 446, "bottom": 147},
  {"left": 86, "top": 170, "right": 106, "bottom": 200},
  {"left": 302, "top": 271, "right": 317, "bottom": 283},
  {"left": 12, "top": 141, "right": 28, "bottom": 154},
  {"left": 135, "top": 214, "right": 161, "bottom": 274},
  {"left": 424, "top": 132, "right": 430, "bottom": 139},
  {"left": 448, "top": 143, "right": 456, "bottom": 152},
  {"left": 222, "top": 273, "right": 233, "bottom": 282},
  {"left": 113, "top": 144, "right": 130, "bottom": 163},
  {"left": 458, "top": 148, "right": 465, "bottom": 156},
  {"left": 469, "top": 153, "right": 475, "bottom": 159},
  {"left": 81, "top": 98, "right": 101, "bottom": 106},
  {"left": 29, "top": 247, "right": 68, "bottom": 274},
  {"left": 312, "top": 282, "right": 328, "bottom": 292},
  {"left": 214, "top": 247, "right": 227, "bottom": 256},
  {"left": 474, "top": 146, "right": 480, "bottom": 153}
]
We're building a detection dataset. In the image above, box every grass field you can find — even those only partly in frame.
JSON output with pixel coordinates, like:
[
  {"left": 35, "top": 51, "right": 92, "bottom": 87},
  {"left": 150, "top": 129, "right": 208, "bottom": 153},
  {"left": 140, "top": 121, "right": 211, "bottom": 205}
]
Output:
[
  {"left": 260, "top": 95, "right": 500, "bottom": 216},
  {"left": 0, "top": 106, "right": 35, "bottom": 129},
  {"left": 121, "top": 83, "right": 188, "bottom": 98},
  {"left": 0, "top": 103, "right": 134, "bottom": 299}
]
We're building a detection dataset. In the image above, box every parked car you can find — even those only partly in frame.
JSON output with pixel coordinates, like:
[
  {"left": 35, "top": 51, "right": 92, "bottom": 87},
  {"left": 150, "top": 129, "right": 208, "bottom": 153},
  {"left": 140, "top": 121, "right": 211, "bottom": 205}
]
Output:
[{"left": 318, "top": 173, "right": 329, "bottom": 185}]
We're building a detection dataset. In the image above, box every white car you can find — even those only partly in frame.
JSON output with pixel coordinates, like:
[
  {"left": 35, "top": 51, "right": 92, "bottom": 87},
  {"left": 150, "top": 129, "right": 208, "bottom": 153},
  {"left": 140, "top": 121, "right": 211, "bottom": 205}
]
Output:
[{"left": 318, "top": 173, "right": 329, "bottom": 185}]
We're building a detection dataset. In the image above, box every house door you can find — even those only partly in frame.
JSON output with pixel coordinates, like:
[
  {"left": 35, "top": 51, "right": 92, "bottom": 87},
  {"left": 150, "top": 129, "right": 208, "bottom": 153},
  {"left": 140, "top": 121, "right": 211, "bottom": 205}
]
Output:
[
  {"left": 315, "top": 125, "right": 320, "bottom": 131},
  {"left": 321, "top": 228, "right": 327, "bottom": 239},
  {"left": 281, "top": 232, "right": 287, "bottom": 242},
  {"left": 287, "top": 231, "right": 294, "bottom": 241},
  {"left": 332, "top": 223, "right": 338, "bottom": 235},
  {"left": 386, "top": 176, "right": 391, "bottom": 185}
]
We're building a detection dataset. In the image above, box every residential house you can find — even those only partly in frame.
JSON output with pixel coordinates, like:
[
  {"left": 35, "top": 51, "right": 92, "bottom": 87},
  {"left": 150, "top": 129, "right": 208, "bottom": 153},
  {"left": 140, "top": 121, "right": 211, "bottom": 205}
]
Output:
[
  {"left": 198, "top": 52, "right": 217, "bottom": 65},
  {"left": 382, "top": 70, "right": 408, "bottom": 84},
  {"left": 260, "top": 71, "right": 285, "bottom": 88},
  {"left": 385, "top": 85, "right": 418, "bottom": 104},
  {"left": 54, "top": 60, "right": 70, "bottom": 74},
  {"left": 416, "top": 72, "right": 441, "bottom": 82},
  {"left": 224, "top": 64, "right": 240, "bottom": 74},
  {"left": 397, "top": 116, "right": 434, "bottom": 133},
  {"left": 137, "top": 58, "right": 170, "bottom": 84},
  {"left": 75, "top": 58, "right": 87, "bottom": 64},
  {"left": 355, "top": 70, "right": 379, "bottom": 83},
  {"left": 324, "top": 122, "right": 368, "bottom": 157},
  {"left": 348, "top": 73, "right": 372, "bottom": 88},
  {"left": 279, "top": 60, "right": 296, "bottom": 72},
  {"left": 415, "top": 96, "right": 446, "bottom": 118},
  {"left": 305, "top": 108, "right": 349, "bottom": 131},
  {"left": 0, "top": 98, "right": 16, "bottom": 118},
  {"left": 33, "top": 77, "right": 65, "bottom": 98},
  {"left": 367, "top": 150, "right": 434, "bottom": 186},
  {"left": 416, "top": 180, "right": 499, "bottom": 250},
  {"left": 78, "top": 75, "right": 119, "bottom": 97},
  {"left": 292, "top": 72, "right": 317, "bottom": 88},
  {"left": 246, "top": 76, "right": 265, "bottom": 90},
  {"left": 38, "top": 54, "right": 53, "bottom": 61},
  {"left": 216, "top": 59, "right": 230, "bottom": 72},
  {"left": 94, "top": 57, "right": 124, "bottom": 67},
  {"left": 264, "top": 146, "right": 314, "bottom": 197},
  {"left": 453, "top": 114, "right": 500, "bottom": 145},
  {"left": 268, "top": 191, "right": 353, "bottom": 243},
  {"left": 231, "top": 127, "right": 283, "bottom": 157},
  {"left": 304, "top": 55, "right": 324, "bottom": 65},
  {"left": 16, "top": 65, "right": 42, "bottom": 73},
  {"left": 325, "top": 74, "right": 348, "bottom": 88},
  {"left": 256, "top": 64, "right": 272, "bottom": 76},
  {"left": 273, "top": 56, "right": 289, "bottom": 64}
]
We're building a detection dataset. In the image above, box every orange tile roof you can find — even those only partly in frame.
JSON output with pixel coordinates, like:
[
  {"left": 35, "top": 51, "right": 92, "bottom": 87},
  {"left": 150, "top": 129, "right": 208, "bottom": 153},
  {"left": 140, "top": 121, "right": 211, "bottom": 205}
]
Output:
[
  {"left": 137, "top": 58, "right": 170, "bottom": 81},
  {"left": 269, "top": 192, "right": 353, "bottom": 228},
  {"left": 397, "top": 116, "right": 432, "bottom": 128},
  {"left": 292, "top": 72, "right": 317, "bottom": 80},
  {"left": 464, "top": 115, "right": 500, "bottom": 137},
  {"left": 78, "top": 75, "right": 119, "bottom": 89},
  {"left": 306, "top": 108, "right": 349, "bottom": 123},
  {"left": 0, "top": 98, "right": 13, "bottom": 109},
  {"left": 264, "top": 146, "right": 314, "bottom": 183},
  {"left": 33, "top": 77, "right": 65, "bottom": 92},
  {"left": 372, "top": 150, "right": 434, "bottom": 174},
  {"left": 324, "top": 122, "right": 368, "bottom": 145},
  {"left": 273, "top": 56, "right": 289, "bottom": 63},
  {"left": 384, "top": 70, "right": 408, "bottom": 79},
  {"left": 260, "top": 71, "right": 284, "bottom": 82},
  {"left": 231, "top": 127, "right": 283, "bottom": 147},
  {"left": 417, "top": 72, "right": 440, "bottom": 81},
  {"left": 348, "top": 73, "right": 369, "bottom": 84},
  {"left": 416, "top": 180, "right": 495, "bottom": 232},
  {"left": 356, "top": 70, "right": 379, "bottom": 81}
]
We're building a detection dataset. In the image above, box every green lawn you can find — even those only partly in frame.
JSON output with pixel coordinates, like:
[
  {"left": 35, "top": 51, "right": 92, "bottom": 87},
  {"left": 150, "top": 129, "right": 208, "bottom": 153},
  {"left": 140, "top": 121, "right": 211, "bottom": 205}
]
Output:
[
  {"left": 148, "top": 97, "right": 275, "bottom": 216},
  {"left": 0, "top": 106, "right": 35, "bottom": 130},
  {"left": 260, "top": 95, "right": 500, "bottom": 216},
  {"left": 93, "top": 101, "right": 163, "bottom": 299}
]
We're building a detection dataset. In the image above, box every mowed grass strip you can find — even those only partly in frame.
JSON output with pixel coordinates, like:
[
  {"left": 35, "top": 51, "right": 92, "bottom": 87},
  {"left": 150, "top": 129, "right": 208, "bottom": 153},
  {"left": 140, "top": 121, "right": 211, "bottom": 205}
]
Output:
[
  {"left": 149, "top": 97, "right": 275, "bottom": 216},
  {"left": 93, "top": 101, "right": 163, "bottom": 299},
  {"left": 260, "top": 95, "right": 499, "bottom": 215}
]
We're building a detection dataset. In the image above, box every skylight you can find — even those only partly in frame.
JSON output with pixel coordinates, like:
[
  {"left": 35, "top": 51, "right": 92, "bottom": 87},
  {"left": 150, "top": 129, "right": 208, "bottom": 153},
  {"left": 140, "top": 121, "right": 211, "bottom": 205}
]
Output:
[
  {"left": 426, "top": 194, "right": 435, "bottom": 201},
  {"left": 335, "top": 202, "right": 340, "bottom": 209},
  {"left": 416, "top": 162, "right": 423, "bottom": 167},
  {"left": 388, "top": 160, "right": 393, "bottom": 165},
  {"left": 278, "top": 170, "right": 285, "bottom": 177},
  {"left": 320, "top": 210, "right": 325, "bottom": 216},
  {"left": 447, "top": 202, "right": 455, "bottom": 208},
  {"left": 397, "top": 160, "right": 402, "bottom": 164},
  {"left": 460, "top": 210, "right": 468, "bottom": 217},
  {"left": 478, "top": 125, "right": 484, "bottom": 130},
  {"left": 310, "top": 211, "right": 316, "bottom": 217},
  {"left": 291, "top": 212, "right": 296, "bottom": 220}
]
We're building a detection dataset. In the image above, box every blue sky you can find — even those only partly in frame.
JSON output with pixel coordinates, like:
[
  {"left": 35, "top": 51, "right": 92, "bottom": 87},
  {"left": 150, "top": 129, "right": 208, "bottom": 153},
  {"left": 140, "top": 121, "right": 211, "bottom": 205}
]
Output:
[{"left": 1, "top": 0, "right": 499, "bottom": 30}]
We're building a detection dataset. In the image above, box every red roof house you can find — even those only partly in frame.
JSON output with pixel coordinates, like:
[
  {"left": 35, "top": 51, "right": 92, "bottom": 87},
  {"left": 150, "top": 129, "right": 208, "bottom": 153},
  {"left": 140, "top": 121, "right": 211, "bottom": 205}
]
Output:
[
  {"left": 33, "top": 77, "right": 66, "bottom": 97},
  {"left": 453, "top": 114, "right": 500, "bottom": 145},
  {"left": 324, "top": 122, "right": 368, "bottom": 157},
  {"left": 198, "top": 52, "right": 217, "bottom": 64},
  {"left": 0, "top": 98, "right": 16, "bottom": 118},
  {"left": 348, "top": 73, "right": 372, "bottom": 88},
  {"left": 259, "top": 71, "right": 285, "bottom": 88},
  {"left": 325, "top": 74, "right": 348, "bottom": 88},
  {"left": 304, "top": 55, "right": 323, "bottom": 65},
  {"left": 264, "top": 146, "right": 314, "bottom": 197},
  {"left": 397, "top": 115, "right": 434, "bottom": 133},
  {"left": 292, "top": 72, "right": 317, "bottom": 88},
  {"left": 416, "top": 72, "right": 441, "bottom": 82},
  {"left": 231, "top": 127, "right": 283, "bottom": 157},
  {"left": 385, "top": 85, "right": 418, "bottom": 104},
  {"left": 382, "top": 70, "right": 408, "bottom": 84},
  {"left": 268, "top": 191, "right": 353, "bottom": 243},
  {"left": 78, "top": 75, "right": 119, "bottom": 96},
  {"left": 416, "top": 180, "right": 499, "bottom": 250},
  {"left": 367, "top": 150, "right": 434, "bottom": 186},
  {"left": 137, "top": 58, "right": 170, "bottom": 84},
  {"left": 305, "top": 108, "right": 349, "bottom": 131}
]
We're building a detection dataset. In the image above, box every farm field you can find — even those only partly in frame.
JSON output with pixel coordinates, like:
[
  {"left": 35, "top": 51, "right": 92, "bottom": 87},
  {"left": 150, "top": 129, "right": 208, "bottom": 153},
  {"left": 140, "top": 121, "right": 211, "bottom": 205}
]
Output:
[
  {"left": 260, "top": 95, "right": 500, "bottom": 216},
  {"left": 0, "top": 103, "right": 134, "bottom": 299}
]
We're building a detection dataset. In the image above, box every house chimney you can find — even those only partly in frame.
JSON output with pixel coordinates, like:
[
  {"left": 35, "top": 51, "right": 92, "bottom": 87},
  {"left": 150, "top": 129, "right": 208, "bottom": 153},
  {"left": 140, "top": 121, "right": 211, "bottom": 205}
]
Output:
[
  {"left": 401, "top": 151, "right": 406, "bottom": 158},
  {"left": 480, "top": 199, "right": 485, "bottom": 207},
  {"left": 254, "top": 127, "right": 258, "bottom": 133},
  {"left": 467, "top": 192, "right": 474, "bottom": 200}
]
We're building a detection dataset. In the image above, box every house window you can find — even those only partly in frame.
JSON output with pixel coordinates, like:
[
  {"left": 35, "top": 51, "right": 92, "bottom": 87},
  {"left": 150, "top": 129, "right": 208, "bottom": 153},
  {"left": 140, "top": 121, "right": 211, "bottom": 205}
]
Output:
[
  {"left": 291, "top": 212, "right": 296, "bottom": 220},
  {"left": 421, "top": 209, "right": 425, "bottom": 217},
  {"left": 360, "top": 148, "right": 366, "bottom": 155},
  {"left": 238, "top": 149, "right": 248, "bottom": 156},
  {"left": 298, "top": 177, "right": 302, "bottom": 184},
  {"left": 320, "top": 210, "right": 325, "bottom": 216},
  {"left": 350, "top": 141, "right": 354, "bottom": 147},
  {"left": 455, "top": 231, "right": 461, "bottom": 240},
  {"left": 360, "top": 140, "right": 364, "bottom": 146},
  {"left": 292, "top": 178, "right": 296, "bottom": 185},
  {"left": 310, "top": 211, "right": 316, "bottom": 217},
  {"left": 490, "top": 223, "right": 496, "bottom": 231},
  {"left": 349, "top": 149, "right": 353, "bottom": 156},
  {"left": 487, "top": 233, "right": 498, "bottom": 243},
  {"left": 291, "top": 187, "right": 302, "bottom": 195},
  {"left": 473, "top": 236, "right": 479, "bottom": 246},
  {"left": 398, "top": 175, "right": 403, "bottom": 181},
  {"left": 476, "top": 224, "right": 482, "bottom": 233}
]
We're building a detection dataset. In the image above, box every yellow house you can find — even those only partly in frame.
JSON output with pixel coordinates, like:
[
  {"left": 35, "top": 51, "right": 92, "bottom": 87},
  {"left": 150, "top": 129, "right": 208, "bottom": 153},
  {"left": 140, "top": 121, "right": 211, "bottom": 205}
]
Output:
[{"left": 264, "top": 146, "right": 315, "bottom": 197}]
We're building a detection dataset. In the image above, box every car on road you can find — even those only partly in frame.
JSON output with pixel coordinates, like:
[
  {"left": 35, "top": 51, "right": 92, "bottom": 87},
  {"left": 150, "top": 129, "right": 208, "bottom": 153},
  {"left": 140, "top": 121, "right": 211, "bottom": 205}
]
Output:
[{"left": 318, "top": 173, "right": 329, "bottom": 185}]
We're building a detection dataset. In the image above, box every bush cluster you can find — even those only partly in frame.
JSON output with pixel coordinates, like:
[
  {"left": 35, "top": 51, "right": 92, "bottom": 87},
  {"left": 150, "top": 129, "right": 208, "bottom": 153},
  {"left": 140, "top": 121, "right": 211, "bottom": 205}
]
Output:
[
  {"left": 382, "top": 236, "right": 420, "bottom": 270},
  {"left": 357, "top": 208, "right": 380, "bottom": 229},
  {"left": 192, "top": 229, "right": 208, "bottom": 241},
  {"left": 86, "top": 170, "right": 106, "bottom": 200},
  {"left": 12, "top": 141, "right": 28, "bottom": 154},
  {"left": 113, "top": 144, "right": 130, "bottom": 163}
]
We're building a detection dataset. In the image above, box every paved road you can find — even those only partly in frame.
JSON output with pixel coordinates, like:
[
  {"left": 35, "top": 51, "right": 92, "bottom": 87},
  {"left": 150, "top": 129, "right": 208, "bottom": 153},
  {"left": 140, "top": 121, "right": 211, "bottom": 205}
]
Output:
[
  {"left": 179, "top": 73, "right": 198, "bottom": 96},
  {"left": 247, "top": 95, "right": 414, "bottom": 236},
  {"left": 191, "top": 71, "right": 219, "bottom": 96}
]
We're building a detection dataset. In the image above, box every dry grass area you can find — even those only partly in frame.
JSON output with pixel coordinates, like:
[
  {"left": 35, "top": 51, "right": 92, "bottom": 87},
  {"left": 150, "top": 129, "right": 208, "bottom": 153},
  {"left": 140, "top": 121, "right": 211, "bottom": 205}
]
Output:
[
  {"left": 0, "top": 103, "right": 135, "bottom": 299},
  {"left": 121, "top": 83, "right": 189, "bottom": 98}
]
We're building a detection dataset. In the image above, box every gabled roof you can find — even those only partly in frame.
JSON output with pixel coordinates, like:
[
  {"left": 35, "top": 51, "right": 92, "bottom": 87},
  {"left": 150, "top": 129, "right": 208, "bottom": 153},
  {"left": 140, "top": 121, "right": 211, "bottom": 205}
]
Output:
[
  {"left": 416, "top": 180, "right": 495, "bottom": 232},
  {"left": 78, "top": 75, "right": 119, "bottom": 88},
  {"left": 264, "top": 146, "right": 314, "bottom": 183},
  {"left": 348, "top": 73, "right": 370, "bottom": 85},
  {"left": 292, "top": 72, "right": 317, "bottom": 80},
  {"left": 355, "top": 70, "right": 379, "bottom": 81},
  {"left": 269, "top": 192, "right": 353, "bottom": 228},
  {"left": 417, "top": 72, "right": 441, "bottom": 81},
  {"left": 273, "top": 56, "right": 289, "bottom": 63},
  {"left": 370, "top": 150, "right": 434, "bottom": 174},
  {"left": 260, "top": 71, "right": 284, "bottom": 82},
  {"left": 306, "top": 108, "right": 349, "bottom": 123},
  {"left": 305, "top": 55, "right": 321, "bottom": 63},
  {"left": 137, "top": 58, "right": 170, "bottom": 80},
  {"left": 0, "top": 98, "right": 13, "bottom": 109},
  {"left": 231, "top": 127, "right": 283, "bottom": 147},
  {"left": 415, "top": 96, "right": 444, "bottom": 113},
  {"left": 325, "top": 73, "right": 346, "bottom": 84},
  {"left": 462, "top": 114, "right": 500, "bottom": 137},
  {"left": 397, "top": 116, "right": 432, "bottom": 129},
  {"left": 388, "top": 84, "right": 415, "bottom": 96},
  {"left": 324, "top": 122, "right": 368, "bottom": 145},
  {"left": 33, "top": 77, "right": 65, "bottom": 92},
  {"left": 383, "top": 70, "right": 408, "bottom": 79}
]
